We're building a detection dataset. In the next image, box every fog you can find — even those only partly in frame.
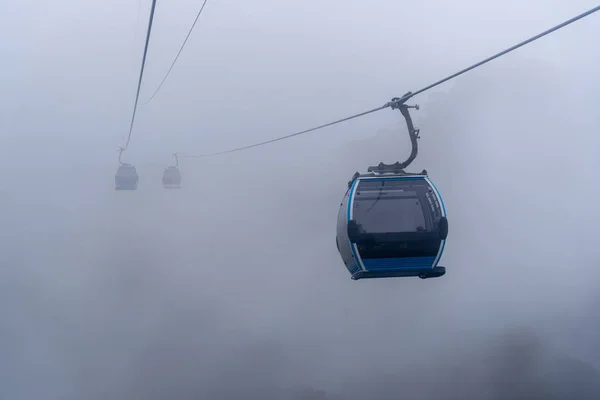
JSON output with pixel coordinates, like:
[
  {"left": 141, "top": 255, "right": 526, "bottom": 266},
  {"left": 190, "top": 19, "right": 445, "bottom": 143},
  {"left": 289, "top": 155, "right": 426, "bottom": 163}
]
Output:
[{"left": 1, "top": 0, "right": 599, "bottom": 398}]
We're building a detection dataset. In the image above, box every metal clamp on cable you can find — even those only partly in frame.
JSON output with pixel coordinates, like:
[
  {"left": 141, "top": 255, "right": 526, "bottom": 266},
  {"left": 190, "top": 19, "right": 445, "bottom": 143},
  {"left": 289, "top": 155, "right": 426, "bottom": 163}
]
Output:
[{"left": 389, "top": 91, "right": 412, "bottom": 108}]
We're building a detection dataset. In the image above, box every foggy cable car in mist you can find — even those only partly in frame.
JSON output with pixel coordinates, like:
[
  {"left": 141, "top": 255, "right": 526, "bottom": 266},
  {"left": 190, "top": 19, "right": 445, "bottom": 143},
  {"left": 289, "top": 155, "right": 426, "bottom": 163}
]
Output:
[
  {"left": 162, "top": 153, "right": 182, "bottom": 189},
  {"left": 115, "top": 148, "right": 139, "bottom": 190},
  {"left": 336, "top": 93, "right": 448, "bottom": 280}
]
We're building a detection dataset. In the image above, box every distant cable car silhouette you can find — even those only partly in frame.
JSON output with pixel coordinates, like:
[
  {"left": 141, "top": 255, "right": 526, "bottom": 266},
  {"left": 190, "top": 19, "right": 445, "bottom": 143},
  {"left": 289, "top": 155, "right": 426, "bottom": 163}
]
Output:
[
  {"left": 336, "top": 94, "right": 448, "bottom": 280},
  {"left": 115, "top": 148, "right": 139, "bottom": 190},
  {"left": 162, "top": 153, "right": 182, "bottom": 189}
]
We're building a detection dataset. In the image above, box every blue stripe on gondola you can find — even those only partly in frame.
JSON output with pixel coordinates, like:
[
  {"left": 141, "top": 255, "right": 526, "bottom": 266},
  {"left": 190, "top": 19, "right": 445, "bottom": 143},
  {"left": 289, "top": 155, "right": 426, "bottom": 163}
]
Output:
[
  {"left": 435, "top": 240, "right": 446, "bottom": 268},
  {"left": 358, "top": 176, "right": 426, "bottom": 181},
  {"left": 347, "top": 179, "right": 362, "bottom": 271},
  {"left": 362, "top": 257, "right": 436, "bottom": 270}
]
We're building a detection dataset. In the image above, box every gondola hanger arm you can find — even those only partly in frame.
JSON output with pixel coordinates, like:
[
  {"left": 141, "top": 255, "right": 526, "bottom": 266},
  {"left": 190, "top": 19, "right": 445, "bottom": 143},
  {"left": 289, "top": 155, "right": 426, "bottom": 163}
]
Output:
[
  {"left": 370, "top": 92, "right": 421, "bottom": 171},
  {"left": 118, "top": 147, "right": 125, "bottom": 165}
]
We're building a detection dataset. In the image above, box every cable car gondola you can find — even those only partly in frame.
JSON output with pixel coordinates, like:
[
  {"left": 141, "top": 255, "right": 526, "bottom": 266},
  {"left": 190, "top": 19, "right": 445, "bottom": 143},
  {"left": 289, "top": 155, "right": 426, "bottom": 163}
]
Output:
[
  {"left": 115, "top": 148, "right": 139, "bottom": 190},
  {"left": 162, "top": 153, "right": 182, "bottom": 189},
  {"left": 336, "top": 95, "right": 448, "bottom": 280}
]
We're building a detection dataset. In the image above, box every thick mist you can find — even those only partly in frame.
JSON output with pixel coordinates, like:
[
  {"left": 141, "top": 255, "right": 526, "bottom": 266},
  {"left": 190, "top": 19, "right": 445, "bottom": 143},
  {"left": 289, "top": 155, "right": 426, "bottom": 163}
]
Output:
[{"left": 1, "top": 0, "right": 599, "bottom": 399}]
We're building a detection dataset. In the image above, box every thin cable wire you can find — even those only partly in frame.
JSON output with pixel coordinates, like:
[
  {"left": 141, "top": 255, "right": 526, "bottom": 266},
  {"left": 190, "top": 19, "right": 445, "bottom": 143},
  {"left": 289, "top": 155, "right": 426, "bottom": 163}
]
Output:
[
  {"left": 180, "top": 3, "right": 600, "bottom": 158},
  {"left": 122, "top": 0, "right": 146, "bottom": 144},
  {"left": 142, "top": 0, "right": 210, "bottom": 105},
  {"left": 406, "top": 3, "right": 600, "bottom": 100},
  {"left": 180, "top": 103, "right": 390, "bottom": 158},
  {"left": 124, "top": 0, "right": 158, "bottom": 151}
]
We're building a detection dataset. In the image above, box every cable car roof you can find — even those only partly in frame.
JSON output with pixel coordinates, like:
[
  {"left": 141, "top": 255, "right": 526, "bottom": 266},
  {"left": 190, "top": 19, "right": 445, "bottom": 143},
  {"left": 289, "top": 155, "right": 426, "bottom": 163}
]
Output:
[
  {"left": 348, "top": 163, "right": 430, "bottom": 188},
  {"left": 117, "top": 163, "right": 136, "bottom": 170}
]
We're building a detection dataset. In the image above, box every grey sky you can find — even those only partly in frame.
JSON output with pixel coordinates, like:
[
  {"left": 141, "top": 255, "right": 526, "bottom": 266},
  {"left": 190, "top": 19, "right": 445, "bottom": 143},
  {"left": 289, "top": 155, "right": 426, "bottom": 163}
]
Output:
[{"left": 0, "top": 0, "right": 599, "bottom": 398}]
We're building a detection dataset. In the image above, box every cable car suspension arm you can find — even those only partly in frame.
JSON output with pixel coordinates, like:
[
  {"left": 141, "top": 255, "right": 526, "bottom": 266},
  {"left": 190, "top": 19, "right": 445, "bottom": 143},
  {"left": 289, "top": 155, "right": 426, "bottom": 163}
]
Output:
[
  {"left": 366, "top": 92, "right": 420, "bottom": 175},
  {"left": 391, "top": 92, "right": 420, "bottom": 170},
  {"left": 118, "top": 147, "right": 125, "bottom": 165}
]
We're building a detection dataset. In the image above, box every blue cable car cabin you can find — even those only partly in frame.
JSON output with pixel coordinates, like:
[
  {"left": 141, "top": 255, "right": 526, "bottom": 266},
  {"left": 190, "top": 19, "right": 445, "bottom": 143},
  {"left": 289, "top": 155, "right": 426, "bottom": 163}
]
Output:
[
  {"left": 115, "top": 163, "right": 139, "bottom": 190},
  {"left": 336, "top": 169, "right": 448, "bottom": 280},
  {"left": 162, "top": 166, "right": 181, "bottom": 189}
]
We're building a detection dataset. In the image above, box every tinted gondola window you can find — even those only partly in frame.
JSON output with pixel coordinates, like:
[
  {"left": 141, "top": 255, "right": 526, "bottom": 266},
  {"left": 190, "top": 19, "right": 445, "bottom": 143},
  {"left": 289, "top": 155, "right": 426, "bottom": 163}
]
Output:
[
  {"left": 353, "top": 179, "right": 430, "bottom": 233},
  {"left": 117, "top": 166, "right": 138, "bottom": 177},
  {"left": 424, "top": 187, "right": 443, "bottom": 221},
  {"left": 163, "top": 168, "right": 181, "bottom": 181},
  {"left": 353, "top": 196, "right": 426, "bottom": 233}
]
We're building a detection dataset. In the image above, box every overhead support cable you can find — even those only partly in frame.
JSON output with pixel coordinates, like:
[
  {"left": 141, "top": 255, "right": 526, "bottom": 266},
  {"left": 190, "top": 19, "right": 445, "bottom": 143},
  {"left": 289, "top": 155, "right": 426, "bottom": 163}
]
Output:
[
  {"left": 178, "top": 4, "right": 600, "bottom": 158},
  {"left": 123, "top": 0, "right": 158, "bottom": 151},
  {"left": 142, "top": 0, "right": 210, "bottom": 105}
]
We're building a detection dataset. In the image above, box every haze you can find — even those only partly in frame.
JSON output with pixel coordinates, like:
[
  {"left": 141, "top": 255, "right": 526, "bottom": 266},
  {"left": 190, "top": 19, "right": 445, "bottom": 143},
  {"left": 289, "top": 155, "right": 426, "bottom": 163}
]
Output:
[{"left": 1, "top": 0, "right": 599, "bottom": 398}]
